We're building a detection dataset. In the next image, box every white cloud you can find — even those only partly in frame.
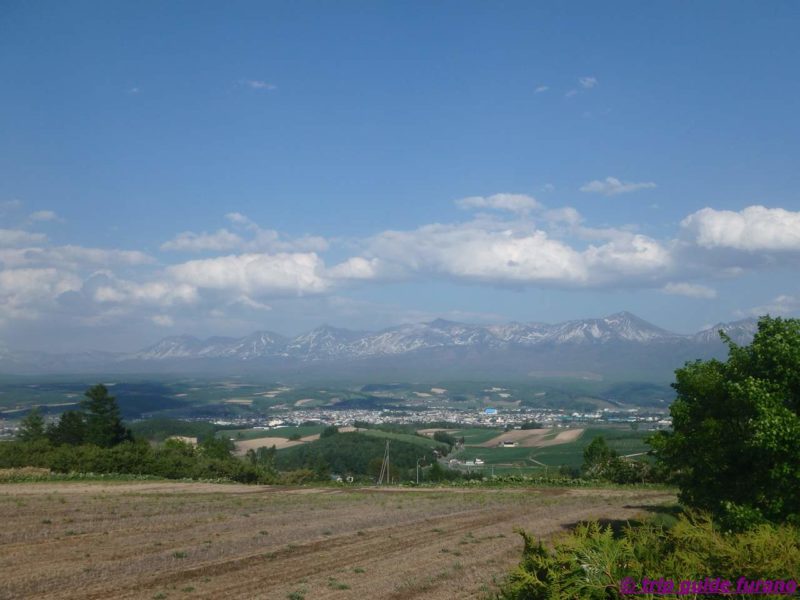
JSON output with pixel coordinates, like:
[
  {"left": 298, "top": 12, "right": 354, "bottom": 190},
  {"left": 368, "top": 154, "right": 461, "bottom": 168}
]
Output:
[
  {"left": 0, "top": 229, "right": 47, "bottom": 247},
  {"left": 240, "top": 79, "right": 276, "bottom": 90},
  {"left": 28, "top": 210, "right": 58, "bottom": 222},
  {"left": 161, "top": 229, "right": 243, "bottom": 252},
  {"left": 9, "top": 189, "right": 800, "bottom": 339},
  {"left": 455, "top": 193, "right": 541, "bottom": 215},
  {"left": 0, "top": 199, "right": 22, "bottom": 210},
  {"left": 565, "top": 89, "right": 578, "bottom": 98},
  {"left": 163, "top": 215, "right": 329, "bottom": 254},
  {"left": 327, "top": 257, "right": 382, "bottom": 281},
  {"left": 543, "top": 207, "right": 582, "bottom": 227},
  {"left": 580, "top": 177, "right": 657, "bottom": 196},
  {"left": 225, "top": 212, "right": 253, "bottom": 226},
  {"left": 681, "top": 205, "right": 800, "bottom": 251},
  {"left": 579, "top": 76, "right": 598, "bottom": 89},
  {"left": 249, "top": 229, "right": 329, "bottom": 253},
  {"left": 0, "top": 268, "right": 81, "bottom": 319},
  {"left": 583, "top": 233, "right": 672, "bottom": 281},
  {"left": 230, "top": 296, "right": 272, "bottom": 311},
  {"left": 662, "top": 282, "right": 718, "bottom": 299},
  {"left": 358, "top": 217, "right": 673, "bottom": 289},
  {"left": 365, "top": 222, "right": 586, "bottom": 284},
  {"left": 167, "top": 252, "right": 330, "bottom": 297},
  {"left": 228, "top": 212, "right": 329, "bottom": 252},
  {"left": 534, "top": 85, "right": 549, "bottom": 94},
  {"left": 151, "top": 314, "right": 174, "bottom": 327},
  {"left": 91, "top": 276, "right": 198, "bottom": 307},
  {"left": 740, "top": 294, "right": 800, "bottom": 317},
  {"left": 55, "top": 246, "right": 153, "bottom": 266},
  {"left": 0, "top": 245, "right": 153, "bottom": 269}
]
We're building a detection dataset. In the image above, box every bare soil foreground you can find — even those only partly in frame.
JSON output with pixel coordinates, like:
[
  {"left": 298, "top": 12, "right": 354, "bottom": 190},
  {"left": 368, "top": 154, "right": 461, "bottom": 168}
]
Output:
[{"left": 0, "top": 482, "right": 674, "bottom": 600}]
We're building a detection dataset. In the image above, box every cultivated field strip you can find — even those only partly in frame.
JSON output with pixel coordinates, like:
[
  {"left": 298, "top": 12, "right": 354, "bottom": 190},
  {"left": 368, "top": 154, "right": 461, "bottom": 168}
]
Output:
[{"left": 0, "top": 483, "right": 674, "bottom": 599}]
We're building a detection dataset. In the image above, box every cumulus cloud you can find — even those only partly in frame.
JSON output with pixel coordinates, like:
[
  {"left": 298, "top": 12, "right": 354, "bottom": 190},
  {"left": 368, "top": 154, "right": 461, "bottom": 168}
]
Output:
[
  {"left": 681, "top": 205, "right": 800, "bottom": 251},
  {"left": 1, "top": 199, "right": 22, "bottom": 210},
  {"left": 580, "top": 177, "right": 657, "bottom": 196},
  {"left": 579, "top": 76, "right": 598, "bottom": 89},
  {"left": 0, "top": 229, "right": 47, "bottom": 247},
  {"left": 29, "top": 210, "right": 59, "bottom": 222},
  {"left": 360, "top": 220, "right": 671, "bottom": 288},
  {"left": 225, "top": 212, "right": 253, "bottom": 226},
  {"left": 240, "top": 79, "right": 276, "bottom": 90},
  {"left": 740, "top": 294, "right": 800, "bottom": 317},
  {"left": 0, "top": 246, "right": 154, "bottom": 269},
  {"left": 167, "top": 252, "right": 329, "bottom": 298},
  {"left": 230, "top": 295, "right": 272, "bottom": 311},
  {"left": 455, "top": 193, "right": 541, "bottom": 215},
  {"left": 662, "top": 282, "right": 718, "bottom": 299},
  {"left": 162, "top": 215, "right": 328, "bottom": 254},
  {"left": 7, "top": 190, "right": 800, "bottom": 341},
  {"left": 93, "top": 278, "right": 198, "bottom": 307},
  {"left": 583, "top": 233, "right": 672, "bottom": 282},
  {"left": 327, "top": 257, "right": 382, "bottom": 281},
  {"left": 534, "top": 85, "right": 549, "bottom": 94},
  {"left": 161, "top": 229, "right": 243, "bottom": 252},
  {"left": 0, "top": 267, "right": 81, "bottom": 319},
  {"left": 543, "top": 207, "right": 582, "bottom": 227}
]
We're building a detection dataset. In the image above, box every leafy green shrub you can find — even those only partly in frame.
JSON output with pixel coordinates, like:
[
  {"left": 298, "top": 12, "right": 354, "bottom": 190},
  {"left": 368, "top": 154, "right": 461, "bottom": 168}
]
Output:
[
  {"left": 497, "top": 512, "right": 800, "bottom": 600},
  {"left": 650, "top": 316, "right": 800, "bottom": 526},
  {"left": 0, "top": 438, "right": 276, "bottom": 484}
]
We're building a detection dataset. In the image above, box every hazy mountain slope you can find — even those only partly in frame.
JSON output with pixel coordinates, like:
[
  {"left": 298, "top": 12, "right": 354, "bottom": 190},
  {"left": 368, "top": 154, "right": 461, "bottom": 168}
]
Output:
[{"left": 0, "top": 312, "right": 759, "bottom": 380}]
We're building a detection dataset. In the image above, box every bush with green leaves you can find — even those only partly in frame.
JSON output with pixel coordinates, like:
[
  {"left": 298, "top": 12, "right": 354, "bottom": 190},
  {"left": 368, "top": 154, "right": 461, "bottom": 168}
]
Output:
[
  {"left": 497, "top": 512, "right": 800, "bottom": 600},
  {"left": 275, "top": 432, "right": 445, "bottom": 478},
  {"left": 650, "top": 316, "right": 800, "bottom": 526},
  {"left": 0, "top": 438, "right": 274, "bottom": 484},
  {"left": 581, "top": 435, "right": 654, "bottom": 484}
]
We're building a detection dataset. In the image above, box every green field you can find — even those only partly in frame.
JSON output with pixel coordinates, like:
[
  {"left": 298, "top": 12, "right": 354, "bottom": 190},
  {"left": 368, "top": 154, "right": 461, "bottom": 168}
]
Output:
[
  {"left": 358, "top": 428, "right": 445, "bottom": 449},
  {"left": 452, "top": 427, "right": 503, "bottom": 444},
  {"left": 452, "top": 427, "right": 652, "bottom": 472},
  {"left": 223, "top": 424, "right": 328, "bottom": 440}
]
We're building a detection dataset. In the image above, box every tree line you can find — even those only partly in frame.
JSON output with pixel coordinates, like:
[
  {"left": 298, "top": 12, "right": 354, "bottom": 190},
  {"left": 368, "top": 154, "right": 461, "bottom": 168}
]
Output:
[{"left": 3, "top": 384, "right": 284, "bottom": 484}]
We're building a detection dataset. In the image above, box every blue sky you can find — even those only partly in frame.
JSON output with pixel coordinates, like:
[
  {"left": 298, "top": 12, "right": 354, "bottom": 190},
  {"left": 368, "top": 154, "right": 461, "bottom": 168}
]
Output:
[{"left": 1, "top": 1, "right": 800, "bottom": 351}]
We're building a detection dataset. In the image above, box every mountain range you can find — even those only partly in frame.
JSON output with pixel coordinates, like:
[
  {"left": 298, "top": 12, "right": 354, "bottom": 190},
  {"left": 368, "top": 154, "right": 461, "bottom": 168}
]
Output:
[{"left": 0, "top": 312, "right": 759, "bottom": 380}]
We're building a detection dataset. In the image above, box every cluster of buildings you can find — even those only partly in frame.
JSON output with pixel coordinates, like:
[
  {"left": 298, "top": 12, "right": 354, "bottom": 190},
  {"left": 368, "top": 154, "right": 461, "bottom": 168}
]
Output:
[{"left": 207, "top": 405, "right": 671, "bottom": 431}]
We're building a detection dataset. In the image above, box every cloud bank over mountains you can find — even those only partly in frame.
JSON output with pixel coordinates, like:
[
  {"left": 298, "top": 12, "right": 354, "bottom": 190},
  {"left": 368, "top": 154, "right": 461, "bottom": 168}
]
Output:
[{"left": 1, "top": 195, "right": 799, "bottom": 348}]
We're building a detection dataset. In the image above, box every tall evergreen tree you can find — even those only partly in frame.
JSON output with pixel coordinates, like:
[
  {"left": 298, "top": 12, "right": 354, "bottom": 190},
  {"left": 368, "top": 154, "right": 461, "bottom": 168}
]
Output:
[
  {"left": 46, "top": 410, "right": 87, "bottom": 446},
  {"left": 80, "top": 384, "right": 132, "bottom": 448},
  {"left": 17, "top": 407, "right": 46, "bottom": 442}
]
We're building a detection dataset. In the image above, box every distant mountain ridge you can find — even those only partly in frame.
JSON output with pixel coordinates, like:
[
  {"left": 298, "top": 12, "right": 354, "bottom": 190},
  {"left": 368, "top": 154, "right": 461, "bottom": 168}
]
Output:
[
  {"left": 0, "top": 312, "right": 760, "bottom": 379},
  {"left": 129, "top": 312, "right": 757, "bottom": 362}
]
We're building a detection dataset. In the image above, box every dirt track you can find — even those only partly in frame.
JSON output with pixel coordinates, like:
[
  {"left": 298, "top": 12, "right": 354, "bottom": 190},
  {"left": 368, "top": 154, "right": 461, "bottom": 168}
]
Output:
[{"left": 0, "top": 482, "right": 674, "bottom": 599}]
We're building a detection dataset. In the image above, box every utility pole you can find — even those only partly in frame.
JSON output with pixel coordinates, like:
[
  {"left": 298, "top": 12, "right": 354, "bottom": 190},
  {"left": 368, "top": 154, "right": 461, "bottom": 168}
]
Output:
[{"left": 377, "top": 440, "right": 390, "bottom": 485}]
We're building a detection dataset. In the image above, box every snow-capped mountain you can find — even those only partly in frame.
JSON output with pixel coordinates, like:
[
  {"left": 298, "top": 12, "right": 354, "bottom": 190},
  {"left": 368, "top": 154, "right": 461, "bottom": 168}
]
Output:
[
  {"left": 127, "top": 311, "right": 754, "bottom": 362},
  {"left": 691, "top": 318, "right": 759, "bottom": 345},
  {"left": 0, "top": 312, "right": 763, "bottom": 378},
  {"left": 132, "top": 331, "right": 287, "bottom": 361}
]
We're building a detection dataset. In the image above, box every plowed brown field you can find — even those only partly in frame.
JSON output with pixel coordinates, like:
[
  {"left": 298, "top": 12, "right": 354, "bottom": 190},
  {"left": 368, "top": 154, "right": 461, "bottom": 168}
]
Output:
[
  {"left": 478, "top": 428, "right": 585, "bottom": 448},
  {"left": 0, "top": 482, "right": 674, "bottom": 599}
]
